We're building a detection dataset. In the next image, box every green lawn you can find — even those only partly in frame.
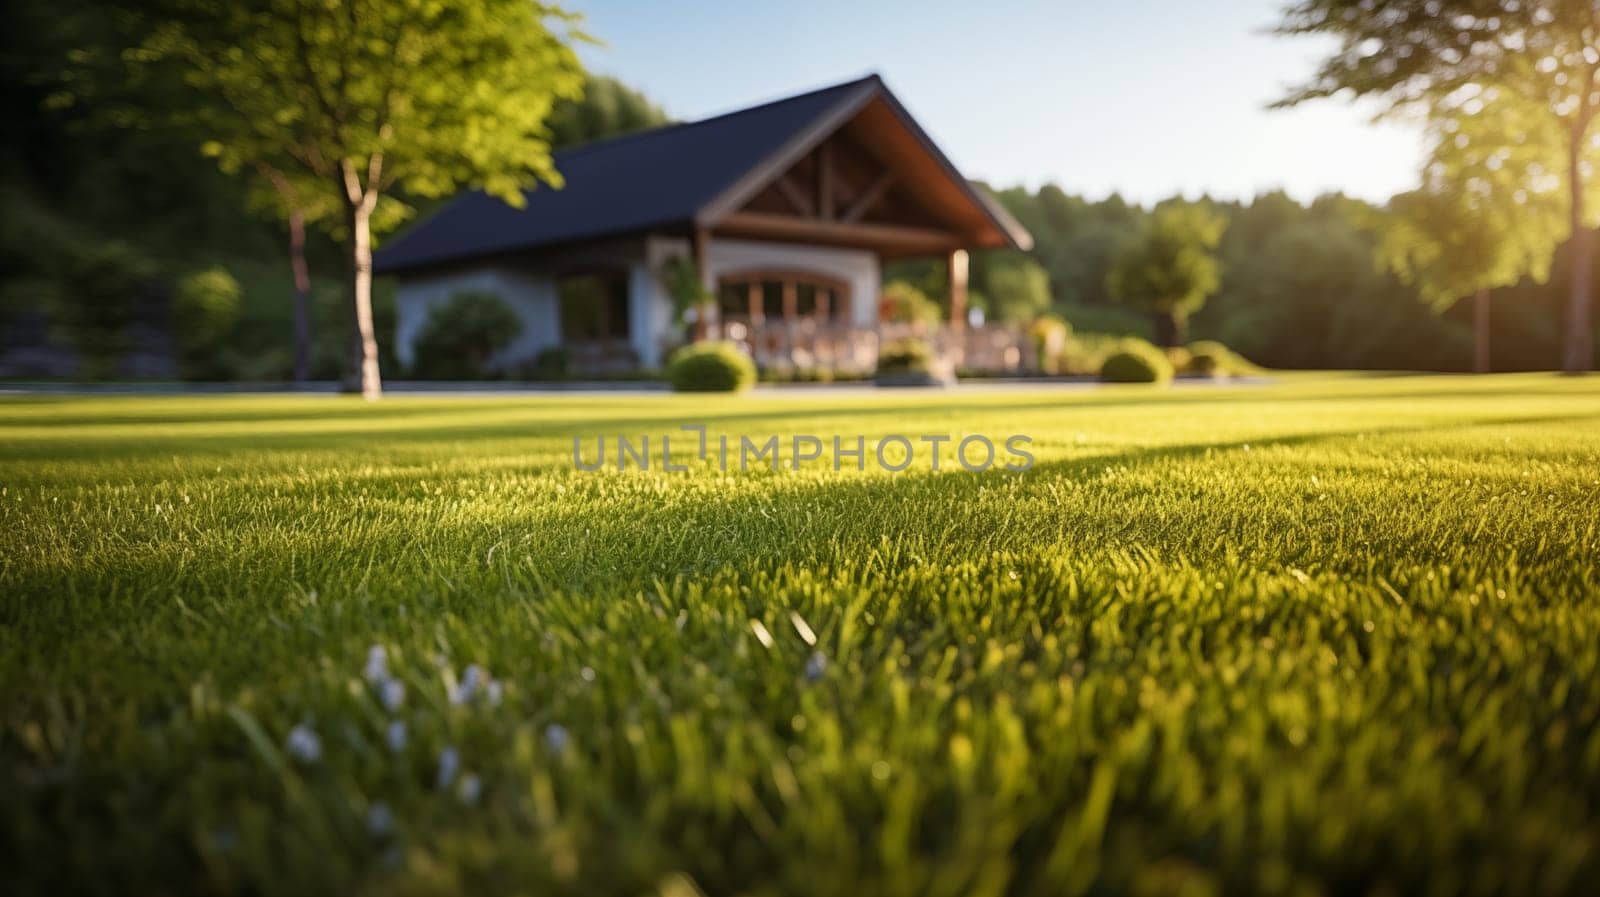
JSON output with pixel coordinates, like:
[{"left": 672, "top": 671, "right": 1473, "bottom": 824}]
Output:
[{"left": 3, "top": 374, "right": 1599, "bottom": 896}]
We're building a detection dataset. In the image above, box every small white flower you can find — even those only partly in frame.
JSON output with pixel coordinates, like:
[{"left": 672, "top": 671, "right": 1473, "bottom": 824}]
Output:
[
  {"left": 804, "top": 651, "right": 828, "bottom": 682},
  {"left": 486, "top": 680, "right": 503, "bottom": 707},
  {"left": 436, "top": 746, "right": 460, "bottom": 789},
  {"left": 367, "top": 802, "right": 394, "bottom": 837},
  {"left": 379, "top": 679, "right": 405, "bottom": 712},
  {"left": 544, "top": 724, "right": 570, "bottom": 754},
  {"left": 580, "top": 666, "right": 596, "bottom": 683},
  {"left": 452, "top": 665, "right": 483, "bottom": 705},
  {"left": 286, "top": 724, "right": 322, "bottom": 764},
  {"left": 457, "top": 773, "right": 482, "bottom": 804},
  {"left": 363, "top": 645, "right": 388, "bottom": 684},
  {"left": 386, "top": 720, "right": 407, "bottom": 752}
]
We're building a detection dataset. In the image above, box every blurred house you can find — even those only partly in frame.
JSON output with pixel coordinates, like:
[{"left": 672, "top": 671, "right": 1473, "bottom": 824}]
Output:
[{"left": 375, "top": 74, "right": 1031, "bottom": 376}]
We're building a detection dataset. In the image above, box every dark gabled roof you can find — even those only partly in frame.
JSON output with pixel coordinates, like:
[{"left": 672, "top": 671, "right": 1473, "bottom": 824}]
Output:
[{"left": 375, "top": 74, "right": 1029, "bottom": 274}]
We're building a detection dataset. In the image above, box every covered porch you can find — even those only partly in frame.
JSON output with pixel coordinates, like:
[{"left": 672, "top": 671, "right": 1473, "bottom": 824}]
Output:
[{"left": 671, "top": 79, "right": 1030, "bottom": 374}]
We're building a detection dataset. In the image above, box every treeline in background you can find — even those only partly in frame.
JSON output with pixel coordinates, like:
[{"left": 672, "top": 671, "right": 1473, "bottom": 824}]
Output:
[
  {"left": 2, "top": 0, "right": 1596, "bottom": 381},
  {"left": 0, "top": 0, "right": 672, "bottom": 381},
  {"left": 950, "top": 186, "right": 1587, "bottom": 372}
]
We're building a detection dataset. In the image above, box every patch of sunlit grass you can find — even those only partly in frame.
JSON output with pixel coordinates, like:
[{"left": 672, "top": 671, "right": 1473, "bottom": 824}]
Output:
[{"left": 2, "top": 373, "right": 1598, "bottom": 895}]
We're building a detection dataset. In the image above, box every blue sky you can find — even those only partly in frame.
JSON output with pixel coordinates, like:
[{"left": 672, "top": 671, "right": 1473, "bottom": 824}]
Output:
[{"left": 567, "top": 0, "right": 1424, "bottom": 204}]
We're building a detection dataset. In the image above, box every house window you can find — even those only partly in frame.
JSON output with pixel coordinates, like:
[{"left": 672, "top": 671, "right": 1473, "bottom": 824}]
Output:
[
  {"left": 558, "top": 270, "right": 630, "bottom": 341},
  {"left": 716, "top": 271, "right": 847, "bottom": 324}
]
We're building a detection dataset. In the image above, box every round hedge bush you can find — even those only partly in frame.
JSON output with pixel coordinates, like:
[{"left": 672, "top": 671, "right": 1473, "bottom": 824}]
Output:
[
  {"left": 1099, "top": 341, "right": 1174, "bottom": 384},
  {"left": 875, "top": 338, "right": 935, "bottom": 375},
  {"left": 1184, "top": 340, "right": 1255, "bottom": 377},
  {"left": 412, "top": 290, "right": 523, "bottom": 380},
  {"left": 666, "top": 341, "right": 757, "bottom": 392},
  {"left": 1187, "top": 351, "right": 1222, "bottom": 377},
  {"left": 1164, "top": 345, "right": 1193, "bottom": 373}
]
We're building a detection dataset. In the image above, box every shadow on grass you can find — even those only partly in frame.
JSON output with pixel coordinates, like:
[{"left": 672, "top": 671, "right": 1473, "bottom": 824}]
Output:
[
  {"left": 4, "top": 376, "right": 1599, "bottom": 465},
  {"left": 8, "top": 408, "right": 1594, "bottom": 638}
]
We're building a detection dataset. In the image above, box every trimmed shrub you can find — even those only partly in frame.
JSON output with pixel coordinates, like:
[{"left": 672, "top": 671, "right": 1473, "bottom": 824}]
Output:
[
  {"left": 879, "top": 281, "right": 941, "bottom": 325},
  {"left": 1028, "top": 314, "right": 1072, "bottom": 374},
  {"left": 412, "top": 290, "right": 522, "bottom": 380},
  {"left": 525, "top": 346, "right": 571, "bottom": 380},
  {"left": 173, "top": 267, "right": 242, "bottom": 379},
  {"left": 1185, "top": 339, "right": 1259, "bottom": 377},
  {"left": 1188, "top": 350, "right": 1222, "bottom": 377},
  {"left": 666, "top": 341, "right": 756, "bottom": 392},
  {"left": 1100, "top": 339, "right": 1174, "bottom": 384},
  {"left": 1165, "top": 345, "right": 1193, "bottom": 374},
  {"left": 51, "top": 241, "right": 159, "bottom": 379},
  {"left": 875, "top": 338, "right": 935, "bottom": 375}
]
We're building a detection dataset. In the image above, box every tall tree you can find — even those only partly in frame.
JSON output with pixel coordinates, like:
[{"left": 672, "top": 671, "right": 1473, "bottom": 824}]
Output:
[
  {"left": 1274, "top": 0, "right": 1600, "bottom": 372},
  {"left": 971, "top": 252, "right": 1052, "bottom": 323},
  {"left": 252, "top": 167, "right": 332, "bottom": 382},
  {"left": 124, "top": 0, "right": 585, "bottom": 398},
  {"left": 1106, "top": 202, "right": 1227, "bottom": 347},
  {"left": 1370, "top": 98, "right": 1566, "bottom": 372}
]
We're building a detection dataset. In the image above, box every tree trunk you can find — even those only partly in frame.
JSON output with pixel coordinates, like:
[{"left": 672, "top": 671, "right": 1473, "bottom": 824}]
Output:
[
  {"left": 344, "top": 202, "right": 382, "bottom": 400},
  {"left": 1563, "top": 120, "right": 1594, "bottom": 373},
  {"left": 288, "top": 208, "right": 312, "bottom": 383},
  {"left": 1472, "top": 287, "right": 1491, "bottom": 374},
  {"left": 1153, "top": 310, "right": 1184, "bottom": 348}
]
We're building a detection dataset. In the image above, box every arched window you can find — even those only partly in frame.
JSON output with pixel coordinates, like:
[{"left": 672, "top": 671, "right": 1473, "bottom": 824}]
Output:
[{"left": 716, "top": 271, "right": 850, "bottom": 326}]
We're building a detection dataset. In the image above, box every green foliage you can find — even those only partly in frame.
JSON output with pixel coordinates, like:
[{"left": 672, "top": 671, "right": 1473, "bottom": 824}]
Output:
[
  {"left": 547, "top": 75, "right": 671, "bottom": 149},
  {"left": 975, "top": 253, "right": 1051, "bottom": 324},
  {"left": 106, "top": 0, "right": 587, "bottom": 396},
  {"left": 118, "top": 0, "right": 587, "bottom": 218},
  {"left": 874, "top": 338, "right": 935, "bottom": 375},
  {"left": 172, "top": 266, "right": 241, "bottom": 378},
  {"left": 1053, "top": 331, "right": 1132, "bottom": 376},
  {"left": 1369, "top": 98, "right": 1565, "bottom": 313},
  {"left": 1197, "top": 345, "right": 1253, "bottom": 378},
  {"left": 988, "top": 185, "right": 1143, "bottom": 307},
  {"left": 411, "top": 291, "right": 523, "bottom": 380},
  {"left": 660, "top": 256, "right": 713, "bottom": 323},
  {"left": 986, "top": 183, "right": 1590, "bottom": 372},
  {"left": 879, "top": 280, "right": 941, "bottom": 325},
  {"left": 1274, "top": 0, "right": 1600, "bottom": 203},
  {"left": 666, "top": 341, "right": 756, "bottom": 392},
  {"left": 524, "top": 346, "right": 573, "bottom": 381},
  {"left": 1184, "top": 340, "right": 1256, "bottom": 378},
  {"left": 1193, "top": 193, "right": 1482, "bottom": 371},
  {"left": 48, "top": 240, "right": 160, "bottom": 379},
  {"left": 1274, "top": 0, "right": 1600, "bottom": 371},
  {"left": 1106, "top": 202, "right": 1227, "bottom": 344},
  {"left": 6, "top": 377, "right": 1600, "bottom": 893},
  {"left": 1098, "top": 339, "right": 1174, "bottom": 384},
  {"left": 1027, "top": 314, "right": 1072, "bottom": 374}
]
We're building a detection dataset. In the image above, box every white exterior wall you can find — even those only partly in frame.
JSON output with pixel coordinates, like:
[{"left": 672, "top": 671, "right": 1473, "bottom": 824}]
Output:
[
  {"left": 645, "top": 235, "right": 882, "bottom": 330},
  {"left": 393, "top": 240, "right": 656, "bottom": 371},
  {"left": 394, "top": 236, "right": 881, "bottom": 374},
  {"left": 393, "top": 267, "right": 560, "bottom": 371}
]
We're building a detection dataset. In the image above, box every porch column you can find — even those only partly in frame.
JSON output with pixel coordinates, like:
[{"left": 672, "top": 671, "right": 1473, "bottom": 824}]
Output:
[
  {"left": 782, "top": 282, "right": 798, "bottom": 322},
  {"left": 747, "top": 281, "right": 763, "bottom": 325},
  {"left": 947, "top": 249, "right": 969, "bottom": 330},
  {"left": 690, "top": 227, "right": 716, "bottom": 340}
]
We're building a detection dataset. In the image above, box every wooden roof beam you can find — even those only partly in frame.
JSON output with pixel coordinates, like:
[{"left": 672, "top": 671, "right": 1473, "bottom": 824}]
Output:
[
  {"left": 841, "top": 171, "right": 895, "bottom": 223},
  {"left": 717, "top": 211, "right": 964, "bottom": 253},
  {"left": 774, "top": 173, "right": 814, "bottom": 217}
]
